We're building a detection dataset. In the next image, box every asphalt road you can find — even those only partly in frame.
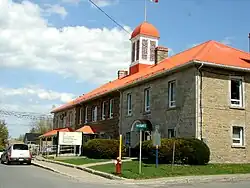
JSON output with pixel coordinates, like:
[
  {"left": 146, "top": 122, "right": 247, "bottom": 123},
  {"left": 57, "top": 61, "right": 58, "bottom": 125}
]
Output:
[{"left": 1, "top": 163, "right": 250, "bottom": 188}]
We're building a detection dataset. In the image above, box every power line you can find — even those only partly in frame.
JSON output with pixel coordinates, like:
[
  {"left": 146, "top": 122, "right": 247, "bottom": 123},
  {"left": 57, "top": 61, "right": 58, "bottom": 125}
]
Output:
[
  {"left": 0, "top": 109, "right": 53, "bottom": 121},
  {"left": 88, "top": 0, "right": 130, "bottom": 35}
]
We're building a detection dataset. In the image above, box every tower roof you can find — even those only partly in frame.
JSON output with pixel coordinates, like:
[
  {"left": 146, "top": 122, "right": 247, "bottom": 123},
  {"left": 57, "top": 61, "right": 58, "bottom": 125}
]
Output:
[{"left": 131, "top": 21, "right": 160, "bottom": 39}]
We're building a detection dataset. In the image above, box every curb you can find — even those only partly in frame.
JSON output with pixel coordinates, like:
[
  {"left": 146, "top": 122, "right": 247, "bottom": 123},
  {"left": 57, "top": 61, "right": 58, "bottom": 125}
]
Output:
[
  {"left": 31, "top": 161, "right": 81, "bottom": 182},
  {"left": 35, "top": 157, "right": 125, "bottom": 181},
  {"left": 34, "top": 157, "right": 250, "bottom": 185}
]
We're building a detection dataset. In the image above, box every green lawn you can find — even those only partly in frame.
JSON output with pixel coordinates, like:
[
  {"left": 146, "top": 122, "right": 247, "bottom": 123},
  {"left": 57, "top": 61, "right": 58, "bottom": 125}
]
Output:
[
  {"left": 53, "top": 157, "right": 109, "bottom": 165},
  {"left": 90, "top": 161, "right": 250, "bottom": 179}
]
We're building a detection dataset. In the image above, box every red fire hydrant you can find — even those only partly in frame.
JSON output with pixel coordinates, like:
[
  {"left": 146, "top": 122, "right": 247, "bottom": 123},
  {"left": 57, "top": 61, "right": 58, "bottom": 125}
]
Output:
[{"left": 115, "top": 157, "right": 122, "bottom": 175}]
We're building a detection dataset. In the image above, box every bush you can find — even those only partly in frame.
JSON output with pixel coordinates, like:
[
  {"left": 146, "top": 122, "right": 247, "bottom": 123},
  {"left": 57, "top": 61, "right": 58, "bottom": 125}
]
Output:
[
  {"left": 0, "top": 145, "right": 5, "bottom": 152},
  {"left": 84, "top": 139, "right": 125, "bottom": 159},
  {"left": 136, "top": 138, "right": 210, "bottom": 165}
]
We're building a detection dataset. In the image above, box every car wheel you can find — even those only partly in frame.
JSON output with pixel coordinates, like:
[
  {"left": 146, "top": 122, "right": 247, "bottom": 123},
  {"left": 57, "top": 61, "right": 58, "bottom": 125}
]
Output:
[
  {"left": 1, "top": 159, "right": 4, "bottom": 164},
  {"left": 27, "top": 161, "right": 31, "bottom": 165}
]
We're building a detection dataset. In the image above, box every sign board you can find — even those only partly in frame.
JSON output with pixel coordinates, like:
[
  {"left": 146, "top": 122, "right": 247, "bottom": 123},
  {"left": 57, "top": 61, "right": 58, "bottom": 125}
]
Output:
[
  {"left": 58, "top": 132, "right": 82, "bottom": 145},
  {"left": 152, "top": 131, "right": 161, "bottom": 146},
  {"left": 136, "top": 123, "right": 147, "bottom": 130}
]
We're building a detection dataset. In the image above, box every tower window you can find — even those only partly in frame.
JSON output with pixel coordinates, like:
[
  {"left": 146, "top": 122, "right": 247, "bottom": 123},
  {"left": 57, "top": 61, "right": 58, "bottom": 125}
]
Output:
[
  {"left": 132, "top": 42, "right": 135, "bottom": 62},
  {"left": 142, "top": 39, "right": 148, "bottom": 60},
  {"left": 136, "top": 40, "right": 140, "bottom": 61},
  {"left": 150, "top": 41, "right": 156, "bottom": 61}
]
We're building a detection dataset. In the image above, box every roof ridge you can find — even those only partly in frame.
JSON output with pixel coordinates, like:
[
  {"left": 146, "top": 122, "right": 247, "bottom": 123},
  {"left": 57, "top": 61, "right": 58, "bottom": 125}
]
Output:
[{"left": 213, "top": 40, "right": 250, "bottom": 56}]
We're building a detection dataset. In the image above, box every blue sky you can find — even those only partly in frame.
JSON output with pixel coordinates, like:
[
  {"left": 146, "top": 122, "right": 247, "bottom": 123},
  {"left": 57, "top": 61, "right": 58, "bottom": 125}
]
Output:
[{"left": 0, "top": 0, "right": 249, "bottom": 137}]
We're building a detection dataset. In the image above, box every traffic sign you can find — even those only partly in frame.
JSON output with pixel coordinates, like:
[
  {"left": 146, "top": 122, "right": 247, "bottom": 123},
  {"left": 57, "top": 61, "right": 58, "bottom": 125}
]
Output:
[{"left": 136, "top": 123, "right": 147, "bottom": 130}]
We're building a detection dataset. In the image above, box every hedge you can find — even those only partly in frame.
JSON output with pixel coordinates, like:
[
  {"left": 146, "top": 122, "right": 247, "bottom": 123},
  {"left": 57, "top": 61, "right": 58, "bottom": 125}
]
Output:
[
  {"left": 84, "top": 139, "right": 125, "bottom": 159},
  {"left": 136, "top": 138, "right": 210, "bottom": 165}
]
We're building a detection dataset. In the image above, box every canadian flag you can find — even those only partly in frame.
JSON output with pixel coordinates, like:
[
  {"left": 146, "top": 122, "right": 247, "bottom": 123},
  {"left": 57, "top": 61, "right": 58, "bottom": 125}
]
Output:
[{"left": 150, "top": 0, "right": 159, "bottom": 2}]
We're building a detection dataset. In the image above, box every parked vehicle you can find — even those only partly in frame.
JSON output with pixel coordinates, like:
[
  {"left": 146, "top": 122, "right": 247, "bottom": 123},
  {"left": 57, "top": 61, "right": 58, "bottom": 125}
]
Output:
[{"left": 0, "top": 144, "right": 32, "bottom": 165}]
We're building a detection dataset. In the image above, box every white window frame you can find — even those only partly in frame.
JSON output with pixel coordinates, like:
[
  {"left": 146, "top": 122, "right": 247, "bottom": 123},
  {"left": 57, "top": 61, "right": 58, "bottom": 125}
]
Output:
[
  {"left": 144, "top": 88, "right": 150, "bottom": 112},
  {"left": 229, "top": 76, "right": 244, "bottom": 108},
  {"left": 232, "top": 126, "right": 244, "bottom": 146},
  {"left": 92, "top": 106, "right": 98, "bottom": 122},
  {"left": 168, "top": 80, "right": 176, "bottom": 108},
  {"left": 85, "top": 106, "right": 88, "bottom": 123},
  {"left": 109, "top": 99, "right": 114, "bottom": 119},
  {"left": 127, "top": 93, "right": 132, "bottom": 115},
  {"left": 102, "top": 101, "right": 106, "bottom": 120}
]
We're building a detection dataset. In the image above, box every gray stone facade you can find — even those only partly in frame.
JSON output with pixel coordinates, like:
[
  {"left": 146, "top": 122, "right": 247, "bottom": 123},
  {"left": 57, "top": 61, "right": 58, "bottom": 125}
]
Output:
[
  {"left": 120, "top": 65, "right": 250, "bottom": 163},
  {"left": 120, "top": 66, "right": 198, "bottom": 148}
]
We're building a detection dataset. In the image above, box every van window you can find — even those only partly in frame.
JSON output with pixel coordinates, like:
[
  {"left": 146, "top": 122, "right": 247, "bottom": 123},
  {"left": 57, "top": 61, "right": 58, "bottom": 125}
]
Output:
[{"left": 13, "top": 144, "right": 28, "bottom": 150}]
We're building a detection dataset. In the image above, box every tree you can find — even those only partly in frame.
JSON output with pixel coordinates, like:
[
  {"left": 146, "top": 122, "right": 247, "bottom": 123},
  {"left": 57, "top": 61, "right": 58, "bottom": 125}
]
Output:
[
  {"left": 0, "top": 120, "right": 9, "bottom": 147},
  {"left": 16, "top": 134, "right": 25, "bottom": 141},
  {"left": 29, "top": 118, "right": 52, "bottom": 134}
]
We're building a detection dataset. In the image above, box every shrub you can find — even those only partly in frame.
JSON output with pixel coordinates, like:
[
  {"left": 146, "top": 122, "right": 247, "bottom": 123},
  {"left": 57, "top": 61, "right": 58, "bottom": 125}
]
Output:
[
  {"left": 84, "top": 139, "right": 125, "bottom": 159},
  {"left": 136, "top": 138, "right": 210, "bottom": 165},
  {"left": 0, "top": 145, "right": 5, "bottom": 152}
]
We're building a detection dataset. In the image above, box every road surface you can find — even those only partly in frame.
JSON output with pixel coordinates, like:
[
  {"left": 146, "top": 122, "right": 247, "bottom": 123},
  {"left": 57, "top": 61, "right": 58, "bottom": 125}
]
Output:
[{"left": 1, "top": 163, "right": 250, "bottom": 188}]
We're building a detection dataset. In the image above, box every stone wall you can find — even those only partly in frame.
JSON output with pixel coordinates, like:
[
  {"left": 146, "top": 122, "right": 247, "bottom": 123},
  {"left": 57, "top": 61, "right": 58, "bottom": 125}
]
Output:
[
  {"left": 120, "top": 66, "right": 197, "bottom": 147},
  {"left": 200, "top": 67, "right": 250, "bottom": 163}
]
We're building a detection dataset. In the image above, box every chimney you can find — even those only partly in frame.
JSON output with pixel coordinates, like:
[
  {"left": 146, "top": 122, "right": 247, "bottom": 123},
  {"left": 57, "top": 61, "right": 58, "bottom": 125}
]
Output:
[
  {"left": 155, "top": 46, "right": 168, "bottom": 65},
  {"left": 117, "top": 70, "right": 128, "bottom": 79}
]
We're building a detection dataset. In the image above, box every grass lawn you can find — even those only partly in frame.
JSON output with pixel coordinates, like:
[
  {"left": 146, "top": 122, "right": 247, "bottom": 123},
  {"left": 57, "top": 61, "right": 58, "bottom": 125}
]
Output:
[
  {"left": 53, "top": 157, "right": 109, "bottom": 165},
  {"left": 90, "top": 161, "right": 250, "bottom": 179}
]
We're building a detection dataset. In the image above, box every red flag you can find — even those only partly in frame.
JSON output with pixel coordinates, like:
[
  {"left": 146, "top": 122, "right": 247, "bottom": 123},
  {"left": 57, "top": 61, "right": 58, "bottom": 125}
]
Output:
[{"left": 150, "top": 0, "right": 159, "bottom": 3}]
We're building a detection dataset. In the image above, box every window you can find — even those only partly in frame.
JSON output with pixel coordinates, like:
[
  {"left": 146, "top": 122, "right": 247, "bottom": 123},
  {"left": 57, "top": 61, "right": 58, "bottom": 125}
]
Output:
[
  {"left": 150, "top": 41, "right": 156, "bottom": 61},
  {"left": 109, "top": 99, "right": 114, "bottom": 118},
  {"left": 168, "top": 80, "right": 176, "bottom": 108},
  {"left": 230, "top": 77, "right": 243, "bottom": 107},
  {"left": 131, "top": 42, "right": 135, "bottom": 62},
  {"left": 232, "top": 126, "right": 244, "bottom": 146},
  {"left": 142, "top": 39, "right": 148, "bottom": 60},
  {"left": 79, "top": 108, "right": 82, "bottom": 124},
  {"left": 102, "top": 101, "right": 107, "bottom": 120},
  {"left": 85, "top": 106, "right": 88, "bottom": 123},
  {"left": 136, "top": 40, "right": 140, "bottom": 60},
  {"left": 92, "top": 106, "right": 97, "bottom": 122},
  {"left": 13, "top": 144, "right": 28, "bottom": 150},
  {"left": 144, "top": 88, "right": 150, "bottom": 112},
  {"left": 168, "top": 129, "right": 176, "bottom": 138},
  {"left": 127, "top": 93, "right": 132, "bottom": 115}
]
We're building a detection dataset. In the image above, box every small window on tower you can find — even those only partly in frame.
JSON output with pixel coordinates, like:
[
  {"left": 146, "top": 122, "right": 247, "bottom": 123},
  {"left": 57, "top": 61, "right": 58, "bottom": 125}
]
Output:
[
  {"left": 136, "top": 40, "right": 140, "bottom": 60},
  {"left": 132, "top": 42, "right": 135, "bottom": 62},
  {"left": 142, "top": 39, "right": 148, "bottom": 60},
  {"left": 150, "top": 41, "right": 156, "bottom": 61}
]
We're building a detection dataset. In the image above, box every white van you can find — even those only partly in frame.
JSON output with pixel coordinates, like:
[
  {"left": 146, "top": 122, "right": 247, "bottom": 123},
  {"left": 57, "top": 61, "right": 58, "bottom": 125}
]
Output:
[{"left": 0, "top": 144, "right": 32, "bottom": 165}]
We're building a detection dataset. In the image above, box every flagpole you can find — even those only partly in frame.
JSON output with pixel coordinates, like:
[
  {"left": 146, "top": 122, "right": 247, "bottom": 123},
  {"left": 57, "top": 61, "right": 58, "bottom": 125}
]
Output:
[{"left": 144, "top": 0, "right": 147, "bottom": 21}]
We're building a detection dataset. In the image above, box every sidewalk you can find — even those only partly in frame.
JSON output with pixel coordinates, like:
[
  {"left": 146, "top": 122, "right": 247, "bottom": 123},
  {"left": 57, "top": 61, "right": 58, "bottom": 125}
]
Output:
[
  {"left": 33, "top": 156, "right": 250, "bottom": 186},
  {"left": 32, "top": 159, "right": 120, "bottom": 185}
]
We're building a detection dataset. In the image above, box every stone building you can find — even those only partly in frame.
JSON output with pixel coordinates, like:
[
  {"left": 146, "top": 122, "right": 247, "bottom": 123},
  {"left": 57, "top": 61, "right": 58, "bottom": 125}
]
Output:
[{"left": 51, "top": 21, "right": 250, "bottom": 163}]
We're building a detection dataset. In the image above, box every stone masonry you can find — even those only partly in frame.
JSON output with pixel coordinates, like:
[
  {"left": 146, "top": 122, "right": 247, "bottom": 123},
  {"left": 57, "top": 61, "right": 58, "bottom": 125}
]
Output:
[
  {"left": 200, "top": 67, "right": 250, "bottom": 163},
  {"left": 120, "top": 66, "right": 198, "bottom": 148}
]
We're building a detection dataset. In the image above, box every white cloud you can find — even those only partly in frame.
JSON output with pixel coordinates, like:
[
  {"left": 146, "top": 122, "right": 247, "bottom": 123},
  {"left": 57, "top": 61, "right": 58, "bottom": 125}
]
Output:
[
  {"left": 42, "top": 4, "right": 68, "bottom": 19},
  {"left": 0, "top": 86, "right": 75, "bottom": 103},
  {"left": 188, "top": 37, "right": 234, "bottom": 49},
  {"left": 0, "top": 0, "right": 131, "bottom": 84},
  {"left": 91, "top": 0, "right": 119, "bottom": 7},
  {"left": 220, "top": 37, "right": 233, "bottom": 45}
]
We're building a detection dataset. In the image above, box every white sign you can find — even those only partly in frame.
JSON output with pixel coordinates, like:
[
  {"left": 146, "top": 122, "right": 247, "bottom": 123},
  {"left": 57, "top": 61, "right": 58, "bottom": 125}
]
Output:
[{"left": 58, "top": 132, "right": 82, "bottom": 145}]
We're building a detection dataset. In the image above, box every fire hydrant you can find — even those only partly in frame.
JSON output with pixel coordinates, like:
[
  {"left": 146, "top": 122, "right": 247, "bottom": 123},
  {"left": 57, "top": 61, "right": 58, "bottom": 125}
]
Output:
[{"left": 115, "top": 157, "right": 122, "bottom": 175}]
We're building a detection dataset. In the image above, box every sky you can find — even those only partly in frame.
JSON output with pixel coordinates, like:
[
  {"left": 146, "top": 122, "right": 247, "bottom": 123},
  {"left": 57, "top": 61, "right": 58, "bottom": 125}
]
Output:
[{"left": 0, "top": 0, "right": 249, "bottom": 138}]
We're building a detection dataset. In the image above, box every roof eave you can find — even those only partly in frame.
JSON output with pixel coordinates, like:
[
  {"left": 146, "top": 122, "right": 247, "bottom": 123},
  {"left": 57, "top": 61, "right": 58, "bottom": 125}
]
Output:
[
  {"left": 51, "top": 61, "right": 196, "bottom": 113},
  {"left": 194, "top": 60, "right": 250, "bottom": 73},
  {"left": 52, "top": 59, "right": 250, "bottom": 114}
]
